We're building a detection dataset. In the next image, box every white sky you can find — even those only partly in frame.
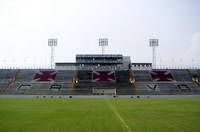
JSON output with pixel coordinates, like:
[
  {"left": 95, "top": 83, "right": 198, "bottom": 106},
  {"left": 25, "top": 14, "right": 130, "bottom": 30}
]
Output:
[{"left": 0, "top": 0, "right": 200, "bottom": 68}]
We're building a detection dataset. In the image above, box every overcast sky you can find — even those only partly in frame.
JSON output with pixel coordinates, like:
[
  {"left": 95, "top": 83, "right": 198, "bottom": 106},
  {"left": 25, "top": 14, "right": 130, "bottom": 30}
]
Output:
[{"left": 0, "top": 0, "right": 200, "bottom": 68}]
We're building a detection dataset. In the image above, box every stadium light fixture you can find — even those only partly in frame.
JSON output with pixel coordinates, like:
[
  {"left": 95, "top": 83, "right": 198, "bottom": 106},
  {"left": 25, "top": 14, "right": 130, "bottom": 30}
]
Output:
[
  {"left": 99, "top": 38, "right": 108, "bottom": 54},
  {"left": 48, "top": 39, "right": 57, "bottom": 69},
  {"left": 149, "top": 39, "right": 159, "bottom": 69}
]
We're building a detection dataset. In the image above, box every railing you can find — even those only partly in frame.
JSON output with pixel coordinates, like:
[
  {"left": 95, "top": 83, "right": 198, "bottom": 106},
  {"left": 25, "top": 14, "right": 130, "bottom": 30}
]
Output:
[
  {"left": 132, "top": 65, "right": 200, "bottom": 70},
  {"left": 2, "top": 88, "right": 200, "bottom": 95},
  {"left": 154, "top": 65, "right": 200, "bottom": 70},
  {"left": 0, "top": 66, "right": 53, "bottom": 70},
  {"left": 77, "top": 66, "right": 129, "bottom": 70},
  {"left": 0, "top": 65, "right": 200, "bottom": 70}
]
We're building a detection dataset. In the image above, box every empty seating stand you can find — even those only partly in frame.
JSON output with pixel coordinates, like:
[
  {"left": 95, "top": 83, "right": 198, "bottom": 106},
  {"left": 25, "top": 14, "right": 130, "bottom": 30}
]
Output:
[
  {"left": 0, "top": 69, "right": 200, "bottom": 95},
  {"left": 0, "top": 69, "right": 76, "bottom": 95},
  {"left": 133, "top": 70, "right": 152, "bottom": 82},
  {"left": 133, "top": 69, "right": 200, "bottom": 95}
]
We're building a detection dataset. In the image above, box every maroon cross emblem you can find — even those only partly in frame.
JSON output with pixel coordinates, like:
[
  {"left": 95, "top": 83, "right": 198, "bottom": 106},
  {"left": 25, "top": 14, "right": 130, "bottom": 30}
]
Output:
[
  {"left": 92, "top": 71, "right": 116, "bottom": 82},
  {"left": 151, "top": 71, "right": 175, "bottom": 82},
  {"left": 33, "top": 71, "right": 57, "bottom": 82}
]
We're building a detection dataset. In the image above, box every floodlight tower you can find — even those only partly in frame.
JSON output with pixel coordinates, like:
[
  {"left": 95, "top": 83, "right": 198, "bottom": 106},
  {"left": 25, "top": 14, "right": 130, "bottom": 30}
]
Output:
[
  {"left": 99, "top": 38, "right": 108, "bottom": 54},
  {"left": 149, "top": 39, "right": 159, "bottom": 69},
  {"left": 48, "top": 39, "right": 57, "bottom": 69}
]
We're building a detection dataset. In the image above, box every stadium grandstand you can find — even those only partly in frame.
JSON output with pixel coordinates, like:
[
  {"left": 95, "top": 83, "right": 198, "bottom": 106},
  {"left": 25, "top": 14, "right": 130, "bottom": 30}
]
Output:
[{"left": 0, "top": 53, "right": 200, "bottom": 97}]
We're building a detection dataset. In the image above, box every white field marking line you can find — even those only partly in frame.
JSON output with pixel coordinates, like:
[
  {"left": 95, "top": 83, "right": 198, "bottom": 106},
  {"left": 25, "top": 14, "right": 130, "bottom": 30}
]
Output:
[{"left": 106, "top": 99, "right": 132, "bottom": 132}]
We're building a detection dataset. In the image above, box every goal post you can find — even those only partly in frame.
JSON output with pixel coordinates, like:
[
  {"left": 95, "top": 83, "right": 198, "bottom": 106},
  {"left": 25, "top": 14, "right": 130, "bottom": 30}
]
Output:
[{"left": 92, "top": 88, "right": 116, "bottom": 95}]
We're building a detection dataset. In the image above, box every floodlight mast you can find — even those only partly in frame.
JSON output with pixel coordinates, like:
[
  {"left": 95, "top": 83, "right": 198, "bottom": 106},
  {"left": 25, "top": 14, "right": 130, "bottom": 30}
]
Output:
[
  {"left": 99, "top": 38, "right": 108, "bottom": 54},
  {"left": 48, "top": 39, "right": 57, "bottom": 69},
  {"left": 149, "top": 39, "right": 159, "bottom": 69}
]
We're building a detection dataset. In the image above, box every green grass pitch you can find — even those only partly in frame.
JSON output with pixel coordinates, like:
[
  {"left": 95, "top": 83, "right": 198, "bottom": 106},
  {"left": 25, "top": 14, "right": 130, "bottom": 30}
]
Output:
[{"left": 0, "top": 98, "right": 200, "bottom": 132}]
